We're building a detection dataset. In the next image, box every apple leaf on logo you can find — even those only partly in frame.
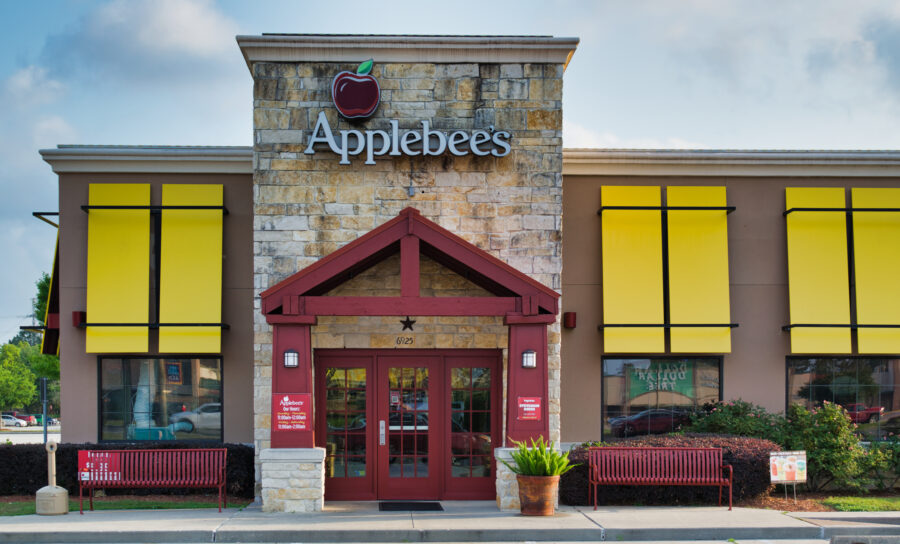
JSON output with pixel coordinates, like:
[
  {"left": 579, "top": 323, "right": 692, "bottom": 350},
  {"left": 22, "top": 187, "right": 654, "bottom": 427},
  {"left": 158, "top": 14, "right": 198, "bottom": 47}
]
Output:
[{"left": 357, "top": 59, "right": 374, "bottom": 75}]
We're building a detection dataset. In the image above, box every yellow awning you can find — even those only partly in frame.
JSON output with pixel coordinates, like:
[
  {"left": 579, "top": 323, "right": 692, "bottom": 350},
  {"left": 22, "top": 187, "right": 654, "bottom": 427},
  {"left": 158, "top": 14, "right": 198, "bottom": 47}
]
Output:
[
  {"left": 852, "top": 188, "right": 900, "bottom": 353},
  {"left": 785, "top": 187, "right": 851, "bottom": 353},
  {"left": 667, "top": 186, "right": 731, "bottom": 353},
  {"left": 158, "top": 184, "right": 224, "bottom": 353},
  {"left": 86, "top": 184, "right": 150, "bottom": 353},
  {"left": 601, "top": 186, "right": 664, "bottom": 353}
]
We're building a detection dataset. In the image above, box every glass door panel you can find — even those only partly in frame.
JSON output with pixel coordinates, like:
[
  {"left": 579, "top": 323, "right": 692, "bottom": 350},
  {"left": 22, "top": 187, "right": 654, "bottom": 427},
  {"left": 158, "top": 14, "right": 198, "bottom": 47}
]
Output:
[
  {"left": 377, "top": 357, "right": 441, "bottom": 500},
  {"left": 317, "top": 355, "right": 374, "bottom": 501},
  {"left": 443, "top": 354, "right": 500, "bottom": 500}
]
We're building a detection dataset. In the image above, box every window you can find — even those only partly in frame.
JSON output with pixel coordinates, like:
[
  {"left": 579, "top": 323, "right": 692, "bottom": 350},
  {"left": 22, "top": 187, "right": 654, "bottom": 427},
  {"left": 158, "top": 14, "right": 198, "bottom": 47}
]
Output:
[
  {"left": 99, "top": 357, "right": 222, "bottom": 441},
  {"left": 602, "top": 357, "right": 721, "bottom": 439},
  {"left": 788, "top": 357, "right": 900, "bottom": 441}
]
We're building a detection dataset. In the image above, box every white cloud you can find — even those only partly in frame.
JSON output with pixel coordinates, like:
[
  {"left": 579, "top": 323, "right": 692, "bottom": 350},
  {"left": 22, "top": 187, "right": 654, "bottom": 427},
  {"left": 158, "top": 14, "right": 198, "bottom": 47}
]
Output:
[
  {"left": 563, "top": 121, "right": 707, "bottom": 150},
  {"left": 42, "top": 0, "right": 242, "bottom": 84},
  {"left": 94, "top": 0, "right": 238, "bottom": 58},
  {"left": 31, "top": 116, "right": 77, "bottom": 149},
  {"left": 4, "top": 66, "right": 66, "bottom": 107}
]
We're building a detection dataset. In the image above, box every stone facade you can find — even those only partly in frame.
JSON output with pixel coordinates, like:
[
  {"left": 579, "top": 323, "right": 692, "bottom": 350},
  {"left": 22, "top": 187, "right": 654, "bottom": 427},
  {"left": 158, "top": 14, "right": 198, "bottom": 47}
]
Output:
[
  {"left": 251, "top": 59, "right": 565, "bottom": 498},
  {"left": 259, "top": 447, "right": 326, "bottom": 512}
]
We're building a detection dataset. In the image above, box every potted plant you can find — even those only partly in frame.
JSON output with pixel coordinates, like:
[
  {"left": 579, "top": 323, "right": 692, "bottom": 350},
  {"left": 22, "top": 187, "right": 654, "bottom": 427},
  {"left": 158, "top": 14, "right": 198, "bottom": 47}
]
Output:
[{"left": 499, "top": 436, "right": 577, "bottom": 516}]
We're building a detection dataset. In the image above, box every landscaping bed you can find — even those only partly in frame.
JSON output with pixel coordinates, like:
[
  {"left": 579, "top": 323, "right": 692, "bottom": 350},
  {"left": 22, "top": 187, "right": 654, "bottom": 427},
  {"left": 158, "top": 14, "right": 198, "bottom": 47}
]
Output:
[{"left": 0, "top": 494, "right": 253, "bottom": 516}]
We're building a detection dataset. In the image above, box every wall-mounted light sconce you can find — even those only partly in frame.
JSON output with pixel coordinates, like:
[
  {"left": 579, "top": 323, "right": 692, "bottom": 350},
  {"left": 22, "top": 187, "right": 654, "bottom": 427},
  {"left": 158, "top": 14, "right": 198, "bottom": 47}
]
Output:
[
  {"left": 283, "top": 349, "right": 299, "bottom": 368},
  {"left": 521, "top": 349, "right": 537, "bottom": 368}
]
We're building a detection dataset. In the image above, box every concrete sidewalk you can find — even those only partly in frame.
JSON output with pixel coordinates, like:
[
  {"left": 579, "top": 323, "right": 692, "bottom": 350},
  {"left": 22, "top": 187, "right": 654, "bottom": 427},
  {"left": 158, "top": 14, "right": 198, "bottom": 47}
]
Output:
[{"left": 0, "top": 501, "right": 898, "bottom": 543}]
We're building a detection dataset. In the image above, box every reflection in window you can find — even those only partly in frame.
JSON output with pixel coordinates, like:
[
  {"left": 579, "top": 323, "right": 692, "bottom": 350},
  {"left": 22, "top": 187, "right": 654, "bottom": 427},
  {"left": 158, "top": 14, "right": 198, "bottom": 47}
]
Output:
[
  {"left": 788, "top": 357, "right": 900, "bottom": 441},
  {"left": 602, "top": 358, "right": 721, "bottom": 439},
  {"left": 100, "top": 357, "right": 222, "bottom": 441}
]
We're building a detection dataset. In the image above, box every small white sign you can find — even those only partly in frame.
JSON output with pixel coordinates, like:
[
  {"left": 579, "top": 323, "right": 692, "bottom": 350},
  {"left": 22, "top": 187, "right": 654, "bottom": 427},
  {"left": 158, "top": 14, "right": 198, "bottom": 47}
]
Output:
[{"left": 770, "top": 451, "right": 807, "bottom": 483}]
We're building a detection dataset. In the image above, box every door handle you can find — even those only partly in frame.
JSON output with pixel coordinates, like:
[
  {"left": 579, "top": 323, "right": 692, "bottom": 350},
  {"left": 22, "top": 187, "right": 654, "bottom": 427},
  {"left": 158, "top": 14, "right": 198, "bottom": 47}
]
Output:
[{"left": 379, "top": 420, "right": 386, "bottom": 446}]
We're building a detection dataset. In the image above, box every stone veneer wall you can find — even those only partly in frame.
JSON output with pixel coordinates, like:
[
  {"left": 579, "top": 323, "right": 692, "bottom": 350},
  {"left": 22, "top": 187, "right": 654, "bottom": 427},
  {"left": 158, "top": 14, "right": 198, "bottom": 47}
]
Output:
[{"left": 252, "top": 60, "right": 565, "bottom": 495}]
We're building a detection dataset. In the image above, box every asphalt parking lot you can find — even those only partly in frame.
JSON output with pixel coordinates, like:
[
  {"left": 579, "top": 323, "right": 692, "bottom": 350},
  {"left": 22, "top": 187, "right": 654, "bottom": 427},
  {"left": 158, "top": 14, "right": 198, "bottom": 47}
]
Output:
[{"left": 0, "top": 426, "right": 61, "bottom": 444}]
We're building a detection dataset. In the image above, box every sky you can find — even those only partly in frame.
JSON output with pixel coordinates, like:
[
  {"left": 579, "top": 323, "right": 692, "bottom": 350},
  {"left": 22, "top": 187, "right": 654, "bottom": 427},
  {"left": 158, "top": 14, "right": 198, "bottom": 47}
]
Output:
[{"left": 2, "top": 0, "right": 900, "bottom": 342}]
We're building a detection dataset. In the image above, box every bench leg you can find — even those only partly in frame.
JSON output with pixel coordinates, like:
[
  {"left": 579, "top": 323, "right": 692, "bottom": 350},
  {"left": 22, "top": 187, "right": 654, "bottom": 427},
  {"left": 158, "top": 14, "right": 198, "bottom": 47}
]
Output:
[
  {"left": 718, "top": 485, "right": 722, "bottom": 507},
  {"left": 728, "top": 482, "right": 732, "bottom": 511}
]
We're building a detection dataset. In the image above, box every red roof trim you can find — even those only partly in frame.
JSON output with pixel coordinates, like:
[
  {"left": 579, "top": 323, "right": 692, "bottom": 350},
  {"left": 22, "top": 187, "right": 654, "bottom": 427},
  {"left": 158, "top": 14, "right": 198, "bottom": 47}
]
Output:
[{"left": 260, "top": 207, "right": 559, "bottom": 315}]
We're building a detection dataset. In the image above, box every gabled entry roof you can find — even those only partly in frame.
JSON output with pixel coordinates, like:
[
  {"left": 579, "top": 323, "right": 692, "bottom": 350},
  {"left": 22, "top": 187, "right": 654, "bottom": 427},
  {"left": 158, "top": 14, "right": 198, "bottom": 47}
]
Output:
[{"left": 261, "top": 208, "right": 559, "bottom": 318}]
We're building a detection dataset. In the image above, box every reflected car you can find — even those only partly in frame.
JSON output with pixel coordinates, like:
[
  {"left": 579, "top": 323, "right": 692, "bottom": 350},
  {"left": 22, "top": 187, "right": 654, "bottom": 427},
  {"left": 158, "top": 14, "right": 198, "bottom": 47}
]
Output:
[
  {"left": 1, "top": 415, "right": 28, "bottom": 427},
  {"left": 168, "top": 403, "right": 222, "bottom": 433},
  {"left": 609, "top": 409, "right": 691, "bottom": 437},
  {"left": 842, "top": 403, "right": 884, "bottom": 424}
]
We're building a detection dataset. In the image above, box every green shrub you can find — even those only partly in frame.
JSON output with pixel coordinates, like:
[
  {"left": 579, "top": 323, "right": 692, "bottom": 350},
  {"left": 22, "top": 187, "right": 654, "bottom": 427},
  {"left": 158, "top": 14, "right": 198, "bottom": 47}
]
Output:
[
  {"left": 865, "top": 439, "right": 899, "bottom": 490},
  {"left": 687, "top": 399, "right": 786, "bottom": 444},
  {"left": 500, "top": 436, "right": 577, "bottom": 476},
  {"left": 782, "top": 402, "right": 889, "bottom": 491}
]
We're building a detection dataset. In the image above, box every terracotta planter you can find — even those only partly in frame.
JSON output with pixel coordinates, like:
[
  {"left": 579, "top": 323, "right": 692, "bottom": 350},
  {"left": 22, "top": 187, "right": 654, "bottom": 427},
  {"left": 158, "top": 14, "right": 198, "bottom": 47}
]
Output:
[{"left": 516, "top": 474, "right": 559, "bottom": 516}]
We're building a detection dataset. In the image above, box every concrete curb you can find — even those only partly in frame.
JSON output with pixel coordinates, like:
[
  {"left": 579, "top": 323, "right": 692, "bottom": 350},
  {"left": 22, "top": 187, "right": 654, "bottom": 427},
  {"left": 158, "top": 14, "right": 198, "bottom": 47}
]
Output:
[
  {"left": 4, "top": 526, "right": 899, "bottom": 543},
  {"left": 0, "top": 531, "right": 212, "bottom": 543}
]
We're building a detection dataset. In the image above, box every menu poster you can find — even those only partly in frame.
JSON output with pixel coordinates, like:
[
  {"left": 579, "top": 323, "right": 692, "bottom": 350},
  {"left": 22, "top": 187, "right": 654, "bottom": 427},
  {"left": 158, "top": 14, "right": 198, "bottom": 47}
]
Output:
[
  {"left": 517, "top": 396, "right": 542, "bottom": 421},
  {"left": 770, "top": 451, "right": 807, "bottom": 483},
  {"left": 78, "top": 450, "right": 122, "bottom": 482},
  {"left": 273, "top": 393, "right": 311, "bottom": 432}
]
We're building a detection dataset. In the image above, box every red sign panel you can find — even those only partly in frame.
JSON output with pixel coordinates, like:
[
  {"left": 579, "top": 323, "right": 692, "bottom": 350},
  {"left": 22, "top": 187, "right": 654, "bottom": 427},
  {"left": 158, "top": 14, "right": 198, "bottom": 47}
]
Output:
[
  {"left": 78, "top": 450, "right": 122, "bottom": 482},
  {"left": 273, "top": 393, "right": 311, "bottom": 431},
  {"left": 517, "top": 396, "right": 542, "bottom": 421}
]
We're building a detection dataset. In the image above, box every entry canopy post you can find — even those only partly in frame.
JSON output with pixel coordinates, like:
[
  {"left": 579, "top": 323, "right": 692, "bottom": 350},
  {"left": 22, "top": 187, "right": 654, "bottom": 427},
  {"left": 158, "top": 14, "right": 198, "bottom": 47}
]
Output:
[
  {"left": 271, "top": 324, "right": 314, "bottom": 448},
  {"left": 505, "top": 321, "right": 550, "bottom": 445}
]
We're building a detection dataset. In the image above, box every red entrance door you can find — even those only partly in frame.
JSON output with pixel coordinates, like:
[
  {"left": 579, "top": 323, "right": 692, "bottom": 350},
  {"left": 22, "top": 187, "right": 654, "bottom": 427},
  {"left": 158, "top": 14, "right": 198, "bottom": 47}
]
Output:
[
  {"left": 377, "top": 356, "right": 441, "bottom": 499},
  {"left": 315, "top": 349, "right": 500, "bottom": 501}
]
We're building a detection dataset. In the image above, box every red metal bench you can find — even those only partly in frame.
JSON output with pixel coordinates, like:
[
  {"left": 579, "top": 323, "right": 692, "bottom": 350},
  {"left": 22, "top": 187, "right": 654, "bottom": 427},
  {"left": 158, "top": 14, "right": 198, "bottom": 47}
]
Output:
[
  {"left": 77, "top": 448, "right": 227, "bottom": 514},
  {"left": 589, "top": 446, "right": 732, "bottom": 510}
]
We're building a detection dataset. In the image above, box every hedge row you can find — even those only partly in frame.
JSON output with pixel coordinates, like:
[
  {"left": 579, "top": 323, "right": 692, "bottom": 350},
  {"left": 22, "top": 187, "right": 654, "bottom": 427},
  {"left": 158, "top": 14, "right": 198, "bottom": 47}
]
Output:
[
  {"left": 0, "top": 442, "right": 254, "bottom": 498},
  {"left": 560, "top": 434, "right": 779, "bottom": 506}
]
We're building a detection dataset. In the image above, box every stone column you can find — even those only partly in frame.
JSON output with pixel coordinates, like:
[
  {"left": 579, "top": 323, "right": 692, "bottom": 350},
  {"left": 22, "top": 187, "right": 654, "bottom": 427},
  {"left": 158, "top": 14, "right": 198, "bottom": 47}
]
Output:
[
  {"left": 494, "top": 447, "right": 520, "bottom": 512},
  {"left": 259, "top": 447, "right": 325, "bottom": 512}
]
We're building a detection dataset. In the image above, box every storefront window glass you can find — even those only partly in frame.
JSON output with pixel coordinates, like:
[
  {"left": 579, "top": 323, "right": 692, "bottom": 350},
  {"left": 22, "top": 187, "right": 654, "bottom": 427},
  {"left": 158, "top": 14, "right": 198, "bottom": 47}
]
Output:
[
  {"left": 99, "top": 357, "right": 223, "bottom": 441},
  {"left": 788, "top": 357, "right": 900, "bottom": 441},
  {"left": 602, "top": 357, "right": 721, "bottom": 439}
]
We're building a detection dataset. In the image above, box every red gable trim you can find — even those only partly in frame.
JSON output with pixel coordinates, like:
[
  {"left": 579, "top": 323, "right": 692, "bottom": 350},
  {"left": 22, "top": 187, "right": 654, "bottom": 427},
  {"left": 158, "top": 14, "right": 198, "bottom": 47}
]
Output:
[{"left": 261, "top": 207, "right": 559, "bottom": 315}]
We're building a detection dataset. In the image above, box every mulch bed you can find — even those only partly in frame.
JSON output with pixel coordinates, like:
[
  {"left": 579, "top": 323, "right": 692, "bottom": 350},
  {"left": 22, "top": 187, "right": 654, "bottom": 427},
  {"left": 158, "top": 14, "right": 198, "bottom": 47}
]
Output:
[{"left": 737, "top": 491, "right": 834, "bottom": 512}]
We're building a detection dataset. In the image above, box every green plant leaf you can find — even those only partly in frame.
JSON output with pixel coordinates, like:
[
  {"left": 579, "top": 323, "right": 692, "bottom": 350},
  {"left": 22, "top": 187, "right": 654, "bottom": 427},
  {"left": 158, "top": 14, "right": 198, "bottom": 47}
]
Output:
[{"left": 357, "top": 59, "right": 374, "bottom": 75}]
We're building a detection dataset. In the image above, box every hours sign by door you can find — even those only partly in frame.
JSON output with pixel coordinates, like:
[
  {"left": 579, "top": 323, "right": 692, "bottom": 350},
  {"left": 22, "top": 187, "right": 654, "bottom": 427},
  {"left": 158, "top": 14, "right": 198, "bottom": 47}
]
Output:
[
  {"left": 273, "top": 393, "right": 311, "bottom": 431},
  {"left": 516, "top": 396, "right": 542, "bottom": 421}
]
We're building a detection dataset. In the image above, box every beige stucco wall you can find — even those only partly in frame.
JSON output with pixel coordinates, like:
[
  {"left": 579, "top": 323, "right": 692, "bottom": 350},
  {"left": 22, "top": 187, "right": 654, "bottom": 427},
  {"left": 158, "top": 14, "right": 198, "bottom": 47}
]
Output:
[
  {"left": 560, "top": 174, "right": 900, "bottom": 443},
  {"left": 57, "top": 172, "right": 254, "bottom": 443}
]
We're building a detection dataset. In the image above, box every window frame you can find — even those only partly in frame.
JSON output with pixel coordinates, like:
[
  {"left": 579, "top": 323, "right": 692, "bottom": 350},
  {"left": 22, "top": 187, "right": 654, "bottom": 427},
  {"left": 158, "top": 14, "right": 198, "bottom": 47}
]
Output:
[
  {"left": 96, "top": 355, "right": 224, "bottom": 443},
  {"left": 600, "top": 355, "right": 723, "bottom": 440}
]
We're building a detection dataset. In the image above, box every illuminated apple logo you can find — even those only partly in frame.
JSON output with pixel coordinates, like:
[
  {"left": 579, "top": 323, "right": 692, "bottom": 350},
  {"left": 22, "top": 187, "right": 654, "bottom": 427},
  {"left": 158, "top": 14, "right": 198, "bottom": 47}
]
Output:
[{"left": 331, "top": 59, "right": 380, "bottom": 119}]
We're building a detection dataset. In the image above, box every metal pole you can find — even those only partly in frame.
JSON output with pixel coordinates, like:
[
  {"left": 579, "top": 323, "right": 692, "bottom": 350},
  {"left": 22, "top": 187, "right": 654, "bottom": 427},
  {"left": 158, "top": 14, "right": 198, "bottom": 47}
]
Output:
[{"left": 41, "top": 378, "right": 48, "bottom": 445}]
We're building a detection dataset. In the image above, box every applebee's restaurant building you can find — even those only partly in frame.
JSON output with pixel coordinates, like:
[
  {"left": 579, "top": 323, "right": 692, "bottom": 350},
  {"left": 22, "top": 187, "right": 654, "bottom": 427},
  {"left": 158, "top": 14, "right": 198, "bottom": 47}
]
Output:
[{"left": 37, "top": 35, "right": 900, "bottom": 511}]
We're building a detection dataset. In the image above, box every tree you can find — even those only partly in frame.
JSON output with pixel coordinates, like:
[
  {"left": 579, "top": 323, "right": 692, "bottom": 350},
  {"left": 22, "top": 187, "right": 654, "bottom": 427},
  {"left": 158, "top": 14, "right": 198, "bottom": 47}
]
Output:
[
  {"left": 33, "top": 272, "right": 50, "bottom": 324},
  {"left": 0, "top": 343, "right": 36, "bottom": 410},
  {"left": 1, "top": 272, "right": 60, "bottom": 413},
  {"left": 7, "top": 272, "right": 50, "bottom": 346}
]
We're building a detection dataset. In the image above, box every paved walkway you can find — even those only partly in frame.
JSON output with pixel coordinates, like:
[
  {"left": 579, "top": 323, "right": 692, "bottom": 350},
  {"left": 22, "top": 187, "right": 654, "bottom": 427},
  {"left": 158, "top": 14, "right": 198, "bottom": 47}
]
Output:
[{"left": 1, "top": 501, "right": 898, "bottom": 543}]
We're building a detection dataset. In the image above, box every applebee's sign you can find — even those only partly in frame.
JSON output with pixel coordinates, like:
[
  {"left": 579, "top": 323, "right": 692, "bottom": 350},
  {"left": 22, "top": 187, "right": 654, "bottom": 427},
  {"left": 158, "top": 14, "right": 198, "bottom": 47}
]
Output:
[{"left": 305, "top": 59, "right": 511, "bottom": 164}]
